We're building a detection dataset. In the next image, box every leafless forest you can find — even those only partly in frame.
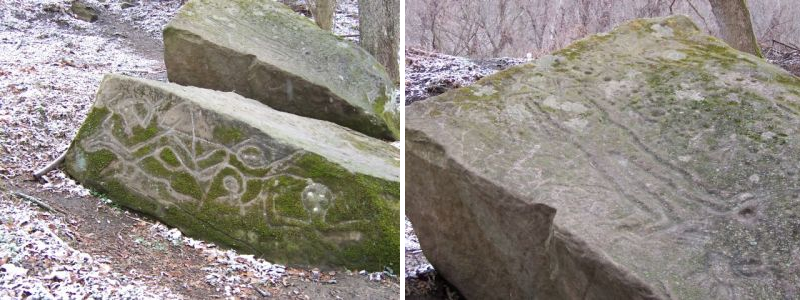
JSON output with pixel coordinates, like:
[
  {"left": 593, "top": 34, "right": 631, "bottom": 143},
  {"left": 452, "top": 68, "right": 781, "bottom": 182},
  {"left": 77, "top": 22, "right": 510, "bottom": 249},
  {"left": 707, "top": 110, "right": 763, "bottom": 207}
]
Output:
[{"left": 406, "top": 0, "right": 800, "bottom": 58}]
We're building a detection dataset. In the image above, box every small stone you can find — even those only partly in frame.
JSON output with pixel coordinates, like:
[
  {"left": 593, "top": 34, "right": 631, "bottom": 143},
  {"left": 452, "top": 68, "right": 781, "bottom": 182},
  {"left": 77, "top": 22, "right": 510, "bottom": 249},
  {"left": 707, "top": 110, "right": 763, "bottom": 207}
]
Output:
[
  {"left": 368, "top": 272, "right": 381, "bottom": 282},
  {"left": 98, "top": 263, "right": 111, "bottom": 274},
  {"left": 42, "top": 3, "right": 61, "bottom": 13},
  {"left": 749, "top": 174, "right": 761, "bottom": 183},
  {"left": 120, "top": 1, "right": 137, "bottom": 9},
  {"left": 70, "top": 1, "right": 98, "bottom": 22}
]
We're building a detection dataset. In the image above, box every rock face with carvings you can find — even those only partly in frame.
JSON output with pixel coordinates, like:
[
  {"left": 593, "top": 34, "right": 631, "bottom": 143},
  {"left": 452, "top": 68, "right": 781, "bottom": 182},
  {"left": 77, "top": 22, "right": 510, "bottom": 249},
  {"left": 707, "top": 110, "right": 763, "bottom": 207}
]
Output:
[
  {"left": 66, "top": 74, "right": 400, "bottom": 270},
  {"left": 163, "top": 0, "right": 399, "bottom": 140},
  {"left": 406, "top": 16, "right": 800, "bottom": 299}
]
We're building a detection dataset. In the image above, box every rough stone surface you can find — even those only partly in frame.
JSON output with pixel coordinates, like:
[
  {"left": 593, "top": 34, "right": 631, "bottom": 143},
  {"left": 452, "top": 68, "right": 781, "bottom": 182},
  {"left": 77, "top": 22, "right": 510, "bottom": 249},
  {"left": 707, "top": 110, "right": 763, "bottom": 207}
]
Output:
[
  {"left": 406, "top": 16, "right": 800, "bottom": 300},
  {"left": 65, "top": 74, "right": 400, "bottom": 271},
  {"left": 70, "top": 1, "right": 99, "bottom": 22},
  {"left": 163, "top": 0, "right": 399, "bottom": 140}
]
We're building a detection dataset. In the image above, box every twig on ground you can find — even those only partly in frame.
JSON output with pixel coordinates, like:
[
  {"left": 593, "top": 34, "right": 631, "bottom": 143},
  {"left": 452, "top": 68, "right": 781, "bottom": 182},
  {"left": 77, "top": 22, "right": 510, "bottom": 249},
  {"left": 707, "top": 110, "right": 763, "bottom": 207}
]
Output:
[
  {"left": 116, "top": 69, "right": 159, "bottom": 74},
  {"left": 33, "top": 151, "right": 67, "bottom": 179},
  {"left": 12, "top": 191, "right": 67, "bottom": 215},
  {"left": 772, "top": 39, "right": 800, "bottom": 52},
  {"left": 338, "top": 34, "right": 359, "bottom": 38},
  {"left": 117, "top": 228, "right": 126, "bottom": 244},
  {"left": 122, "top": 211, "right": 151, "bottom": 224},
  {"left": 252, "top": 285, "right": 271, "bottom": 297}
]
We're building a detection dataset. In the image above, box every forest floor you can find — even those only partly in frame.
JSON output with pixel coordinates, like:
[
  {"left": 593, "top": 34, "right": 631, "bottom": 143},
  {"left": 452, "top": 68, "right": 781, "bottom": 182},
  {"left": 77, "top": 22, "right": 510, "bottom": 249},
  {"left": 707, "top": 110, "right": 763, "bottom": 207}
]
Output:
[
  {"left": 0, "top": 0, "right": 398, "bottom": 299},
  {"left": 403, "top": 45, "right": 800, "bottom": 299}
]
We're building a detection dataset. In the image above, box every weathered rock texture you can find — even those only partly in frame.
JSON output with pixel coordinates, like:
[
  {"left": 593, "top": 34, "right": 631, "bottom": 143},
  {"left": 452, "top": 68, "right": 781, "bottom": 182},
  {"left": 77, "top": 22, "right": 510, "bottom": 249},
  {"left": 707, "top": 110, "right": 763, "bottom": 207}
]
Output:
[
  {"left": 163, "top": 0, "right": 399, "bottom": 140},
  {"left": 406, "top": 16, "right": 800, "bottom": 299},
  {"left": 66, "top": 74, "right": 400, "bottom": 271}
]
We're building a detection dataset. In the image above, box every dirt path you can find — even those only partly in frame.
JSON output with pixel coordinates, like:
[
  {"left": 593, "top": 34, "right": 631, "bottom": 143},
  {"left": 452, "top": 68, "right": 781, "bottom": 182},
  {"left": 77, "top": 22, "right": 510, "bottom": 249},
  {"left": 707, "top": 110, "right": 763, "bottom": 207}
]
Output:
[{"left": 1, "top": 0, "right": 398, "bottom": 298}]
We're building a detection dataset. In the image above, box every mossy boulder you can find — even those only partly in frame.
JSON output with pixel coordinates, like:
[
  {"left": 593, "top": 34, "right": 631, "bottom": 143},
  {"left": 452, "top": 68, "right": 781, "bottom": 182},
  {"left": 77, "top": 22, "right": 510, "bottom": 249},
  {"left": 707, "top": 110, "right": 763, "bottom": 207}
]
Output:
[
  {"left": 66, "top": 74, "right": 400, "bottom": 271},
  {"left": 70, "top": 0, "right": 98, "bottom": 22},
  {"left": 163, "top": 0, "right": 399, "bottom": 140},
  {"left": 406, "top": 15, "right": 800, "bottom": 299}
]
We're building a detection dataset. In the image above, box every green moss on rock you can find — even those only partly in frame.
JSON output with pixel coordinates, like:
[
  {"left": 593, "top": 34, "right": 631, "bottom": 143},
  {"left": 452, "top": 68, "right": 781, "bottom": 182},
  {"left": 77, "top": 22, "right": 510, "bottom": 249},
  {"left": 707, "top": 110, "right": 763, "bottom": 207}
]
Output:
[
  {"left": 213, "top": 125, "right": 244, "bottom": 146},
  {"left": 160, "top": 147, "right": 181, "bottom": 167},
  {"left": 197, "top": 150, "right": 227, "bottom": 170},
  {"left": 82, "top": 148, "right": 117, "bottom": 178},
  {"left": 111, "top": 113, "right": 160, "bottom": 146},
  {"left": 206, "top": 167, "right": 243, "bottom": 201},
  {"left": 75, "top": 107, "right": 110, "bottom": 141},
  {"left": 65, "top": 74, "right": 399, "bottom": 272},
  {"left": 132, "top": 144, "right": 155, "bottom": 158},
  {"left": 141, "top": 156, "right": 171, "bottom": 178},
  {"left": 241, "top": 179, "right": 264, "bottom": 203},
  {"left": 287, "top": 153, "right": 400, "bottom": 270},
  {"left": 272, "top": 176, "right": 309, "bottom": 220},
  {"left": 171, "top": 171, "right": 203, "bottom": 200},
  {"left": 230, "top": 155, "right": 270, "bottom": 177}
]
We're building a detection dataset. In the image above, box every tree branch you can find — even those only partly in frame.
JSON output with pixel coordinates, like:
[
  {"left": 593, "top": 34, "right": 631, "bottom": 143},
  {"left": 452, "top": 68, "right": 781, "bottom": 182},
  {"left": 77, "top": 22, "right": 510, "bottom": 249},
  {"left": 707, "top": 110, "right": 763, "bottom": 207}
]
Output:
[
  {"left": 685, "top": 0, "right": 711, "bottom": 34},
  {"left": 12, "top": 191, "right": 66, "bottom": 215},
  {"left": 33, "top": 151, "right": 66, "bottom": 179}
]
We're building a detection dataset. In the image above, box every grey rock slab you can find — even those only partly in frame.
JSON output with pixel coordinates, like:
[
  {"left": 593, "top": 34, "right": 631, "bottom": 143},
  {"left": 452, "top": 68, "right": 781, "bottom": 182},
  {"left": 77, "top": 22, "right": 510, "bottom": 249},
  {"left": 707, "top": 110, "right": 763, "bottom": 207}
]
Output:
[
  {"left": 164, "top": 0, "right": 399, "bottom": 140},
  {"left": 66, "top": 74, "right": 400, "bottom": 271},
  {"left": 406, "top": 15, "right": 800, "bottom": 299}
]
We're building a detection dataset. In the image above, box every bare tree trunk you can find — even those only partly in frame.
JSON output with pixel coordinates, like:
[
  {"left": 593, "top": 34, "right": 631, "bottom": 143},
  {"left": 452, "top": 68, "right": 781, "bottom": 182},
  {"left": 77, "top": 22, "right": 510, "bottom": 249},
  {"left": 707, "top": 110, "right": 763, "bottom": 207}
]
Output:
[
  {"left": 708, "top": 0, "right": 763, "bottom": 57},
  {"left": 358, "top": 0, "right": 400, "bottom": 83},
  {"left": 309, "top": 0, "right": 335, "bottom": 31}
]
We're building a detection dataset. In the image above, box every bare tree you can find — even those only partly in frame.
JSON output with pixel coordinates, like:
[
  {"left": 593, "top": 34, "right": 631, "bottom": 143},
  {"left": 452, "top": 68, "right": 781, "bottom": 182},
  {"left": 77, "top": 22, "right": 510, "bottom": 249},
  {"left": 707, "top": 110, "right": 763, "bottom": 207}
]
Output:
[
  {"left": 308, "top": 0, "right": 336, "bottom": 31},
  {"left": 358, "top": 0, "right": 400, "bottom": 82},
  {"left": 419, "top": 0, "right": 444, "bottom": 50},
  {"left": 407, "top": 0, "right": 798, "bottom": 58},
  {"left": 708, "top": 0, "right": 762, "bottom": 57}
]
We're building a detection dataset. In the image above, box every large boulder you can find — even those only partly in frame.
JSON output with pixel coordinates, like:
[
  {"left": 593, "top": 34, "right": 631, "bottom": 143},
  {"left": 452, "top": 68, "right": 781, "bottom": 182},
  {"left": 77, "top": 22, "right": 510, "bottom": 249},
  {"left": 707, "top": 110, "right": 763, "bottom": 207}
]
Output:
[
  {"left": 406, "top": 16, "right": 800, "bottom": 299},
  {"left": 66, "top": 74, "right": 399, "bottom": 271},
  {"left": 163, "top": 0, "right": 399, "bottom": 140}
]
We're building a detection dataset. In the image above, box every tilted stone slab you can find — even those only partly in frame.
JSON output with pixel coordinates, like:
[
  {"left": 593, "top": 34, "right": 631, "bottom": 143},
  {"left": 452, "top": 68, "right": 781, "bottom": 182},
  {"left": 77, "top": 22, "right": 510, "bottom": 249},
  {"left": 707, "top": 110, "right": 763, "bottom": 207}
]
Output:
[
  {"left": 163, "top": 0, "right": 399, "bottom": 140},
  {"left": 406, "top": 16, "right": 800, "bottom": 299},
  {"left": 66, "top": 74, "right": 400, "bottom": 271}
]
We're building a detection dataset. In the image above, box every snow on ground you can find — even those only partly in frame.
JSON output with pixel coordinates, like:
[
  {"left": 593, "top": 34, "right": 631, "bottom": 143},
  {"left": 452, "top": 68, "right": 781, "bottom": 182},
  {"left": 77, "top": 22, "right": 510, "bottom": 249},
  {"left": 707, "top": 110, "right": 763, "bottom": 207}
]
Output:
[
  {"left": 405, "top": 48, "right": 527, "bottom": 105},
  {"left": 0, "top": 192, "right": 180, "bottom": 299},
  {"left": 99, "top": 0, "right": 184, "bottom": 39},
  {"left": 0, "top": 187, "right": 288, "bottom": 299},
  {"left": 150, "top": 222, "right": 287, "bottom": 298},
  {"left": 332, "top": 0, "right": 359, "bottom": 42},
  {"left": 765, "top": 46, "right": 800, "bottom": 77},
  {"left": 0, "top": 0, "right": 168, "bottom": 184}
]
